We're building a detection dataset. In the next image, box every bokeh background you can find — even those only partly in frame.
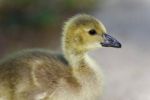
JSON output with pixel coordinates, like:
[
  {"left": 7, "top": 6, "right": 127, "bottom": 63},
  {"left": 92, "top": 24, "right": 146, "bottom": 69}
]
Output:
[{"left": 0, "top": 0, "right": 150, "bottom": 100}]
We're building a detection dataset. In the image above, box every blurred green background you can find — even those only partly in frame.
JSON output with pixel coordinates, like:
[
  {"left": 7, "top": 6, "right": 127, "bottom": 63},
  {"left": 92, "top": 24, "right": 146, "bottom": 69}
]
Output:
[{"left": 0, "top": 0, "right": 150, "bottom": 100}]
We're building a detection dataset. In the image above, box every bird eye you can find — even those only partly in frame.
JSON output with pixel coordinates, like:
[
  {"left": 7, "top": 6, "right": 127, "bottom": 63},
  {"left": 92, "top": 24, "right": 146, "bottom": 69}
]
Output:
[{"left": 88, "top": 29, "right": 97, "bottom": 35}]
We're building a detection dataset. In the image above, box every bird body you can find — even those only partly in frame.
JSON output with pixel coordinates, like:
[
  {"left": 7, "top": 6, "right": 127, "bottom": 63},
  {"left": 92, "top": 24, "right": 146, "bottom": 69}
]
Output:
[
  {"left": 0, "top": 14, "right": 121, "bottom": 100},
  {"left": 0, "top": 49, "right": 102, "bottom": 100}
]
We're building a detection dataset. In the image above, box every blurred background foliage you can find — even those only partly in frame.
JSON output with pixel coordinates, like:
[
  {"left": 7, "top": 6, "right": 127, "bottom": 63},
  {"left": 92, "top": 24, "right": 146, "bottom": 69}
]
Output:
[
  {"left": 0, "top": 0, "right": 103, "bottom": 57},
  {"left": 0, "top": 0, "right": 100, "bottom": 28}
]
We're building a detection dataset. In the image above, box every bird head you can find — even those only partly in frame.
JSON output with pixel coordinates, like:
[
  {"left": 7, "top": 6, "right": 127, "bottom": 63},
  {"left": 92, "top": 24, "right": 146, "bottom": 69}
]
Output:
[{"left": 63, "top": 14, "right": 121, "bottom": 52}]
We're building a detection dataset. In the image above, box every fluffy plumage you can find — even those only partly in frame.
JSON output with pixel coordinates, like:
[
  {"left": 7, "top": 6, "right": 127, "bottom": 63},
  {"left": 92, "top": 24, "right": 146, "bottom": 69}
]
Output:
[{"left": 0, "top": 14, "right": 121, "bottom": 100}]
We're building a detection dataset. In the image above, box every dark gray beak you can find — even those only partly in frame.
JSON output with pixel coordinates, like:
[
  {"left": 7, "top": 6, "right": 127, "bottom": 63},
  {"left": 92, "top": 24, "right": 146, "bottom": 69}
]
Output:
[{"left": 101, "top": 34, "right": 121, "bottom": 48}]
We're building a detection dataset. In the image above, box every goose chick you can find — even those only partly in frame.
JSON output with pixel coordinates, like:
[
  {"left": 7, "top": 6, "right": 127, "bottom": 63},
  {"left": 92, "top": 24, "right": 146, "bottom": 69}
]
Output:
[{"left": 0, "top": 14, "right": 121, "bottom": 100}]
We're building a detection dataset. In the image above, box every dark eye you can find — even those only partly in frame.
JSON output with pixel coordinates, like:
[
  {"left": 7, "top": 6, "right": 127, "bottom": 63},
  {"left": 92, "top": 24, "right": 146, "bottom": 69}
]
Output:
[{"left": 88, "top": 29, "right": 97, "bottom": 35}]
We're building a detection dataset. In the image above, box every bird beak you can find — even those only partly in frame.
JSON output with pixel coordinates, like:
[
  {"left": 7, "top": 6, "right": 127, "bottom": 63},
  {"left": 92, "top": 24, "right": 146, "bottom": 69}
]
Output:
[{"left": 101, "top": 34, "right": 121, "bottom": 48}]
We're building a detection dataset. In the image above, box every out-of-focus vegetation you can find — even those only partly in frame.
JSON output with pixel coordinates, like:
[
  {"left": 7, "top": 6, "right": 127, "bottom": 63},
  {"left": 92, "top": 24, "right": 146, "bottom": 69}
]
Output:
[
  {"left": 0, "top": 0, "right": 101, "bottom": 28},
  {"left": 0, "top": 0, "right": 103, "bottom": 57}
]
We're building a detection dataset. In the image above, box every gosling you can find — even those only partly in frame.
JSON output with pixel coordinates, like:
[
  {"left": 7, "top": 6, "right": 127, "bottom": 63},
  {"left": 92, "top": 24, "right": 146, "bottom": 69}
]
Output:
[{"left": 0, "top": 14, "right": 121, "bottom": 100}]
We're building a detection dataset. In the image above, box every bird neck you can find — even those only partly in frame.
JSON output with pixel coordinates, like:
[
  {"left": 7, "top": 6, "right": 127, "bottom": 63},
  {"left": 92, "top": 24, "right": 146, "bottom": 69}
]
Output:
[
  {"left": 63, "top": 48, "right": 86, "bottom": 68},
  {"left": 62, "top": 41, "right": 87, "bottom": 68}
]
